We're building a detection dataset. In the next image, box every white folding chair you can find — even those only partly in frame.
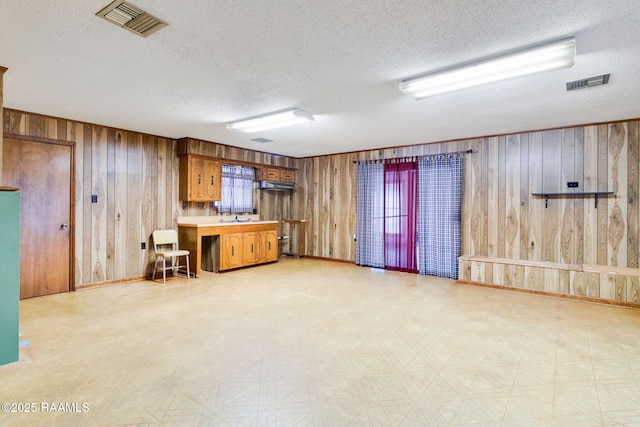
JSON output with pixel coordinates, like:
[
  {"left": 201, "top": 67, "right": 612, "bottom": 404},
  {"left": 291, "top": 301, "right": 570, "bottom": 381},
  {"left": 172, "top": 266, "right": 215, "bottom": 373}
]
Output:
[{"left": 152, "top": 230, "right": 190, "bottom": 284}]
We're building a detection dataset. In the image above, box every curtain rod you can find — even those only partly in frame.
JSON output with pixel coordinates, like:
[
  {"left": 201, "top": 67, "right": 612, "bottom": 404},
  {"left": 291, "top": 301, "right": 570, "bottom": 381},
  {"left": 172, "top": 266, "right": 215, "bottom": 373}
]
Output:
[{"left": 352, "top": 149, "right": 473, "bottom": 164}]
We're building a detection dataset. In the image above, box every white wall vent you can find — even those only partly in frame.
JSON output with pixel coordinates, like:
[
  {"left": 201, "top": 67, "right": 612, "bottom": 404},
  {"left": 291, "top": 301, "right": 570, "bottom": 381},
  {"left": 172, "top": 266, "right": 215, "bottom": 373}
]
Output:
[
  {"left": 566, "top": 74, "right": 610, "bottom": 91},
  {"left": 96, "top": 1, "right": 168, "bottom": 38}
]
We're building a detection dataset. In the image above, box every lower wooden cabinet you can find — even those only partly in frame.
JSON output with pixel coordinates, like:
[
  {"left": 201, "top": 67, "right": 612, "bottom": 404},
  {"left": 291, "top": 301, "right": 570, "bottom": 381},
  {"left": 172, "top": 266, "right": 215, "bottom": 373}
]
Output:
[
  {"left": 220, "top": 233, "right": 243, "bottom": 271},
  {"left": 243, "top": 232, "right": 259, "bottom": 265},
  {"left": 263, "top": 230, "right": 278, "bottom": 263},
  {"left": 219, "top": 229, "right": 279, "bottom": 271}
]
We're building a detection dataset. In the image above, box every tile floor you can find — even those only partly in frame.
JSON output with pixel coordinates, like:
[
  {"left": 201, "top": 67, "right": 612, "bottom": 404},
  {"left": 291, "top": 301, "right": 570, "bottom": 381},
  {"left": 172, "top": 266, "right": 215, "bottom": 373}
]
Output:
[{"left": 1, "top": 257, "right": 640, "bottom": 426}]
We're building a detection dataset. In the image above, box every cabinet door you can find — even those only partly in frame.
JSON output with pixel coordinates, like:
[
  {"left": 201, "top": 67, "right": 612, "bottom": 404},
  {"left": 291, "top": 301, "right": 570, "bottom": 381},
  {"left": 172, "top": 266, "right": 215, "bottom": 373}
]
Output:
[
  {"left": 189, "top": 156, "right": 207, "bottom": 201},
  {"left": 280, "top": 169, "right": 296, "bottom": 183},
  {"left": 243, "top": 232, "right": 259, "bottom": 265},
  {"left": 262, "top": 230, "right": 279, "bottom": 262},
  {"left": 220, "top": 233, "right": 243, "bottom": 270},
  {"left": 264, "top": 168, "right": 281, "bottom": 181},
  {"left": 204, "top": 159, "right": 221, "bottom": 201}
]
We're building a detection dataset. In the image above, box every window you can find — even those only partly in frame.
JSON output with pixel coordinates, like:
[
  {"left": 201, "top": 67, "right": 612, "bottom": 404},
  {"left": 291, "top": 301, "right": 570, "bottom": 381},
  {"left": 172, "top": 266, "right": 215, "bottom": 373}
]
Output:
[{"left": 216, "top": 164, "right": 255, "bottom": 213}]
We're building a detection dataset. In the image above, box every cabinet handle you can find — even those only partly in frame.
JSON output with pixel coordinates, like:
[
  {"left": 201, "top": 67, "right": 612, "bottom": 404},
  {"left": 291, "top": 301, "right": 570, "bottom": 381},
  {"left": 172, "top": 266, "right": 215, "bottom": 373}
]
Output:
[
  {"left": 211, "top": 176, "right": 214, "bottom": 185},
  {"left": 198, "top": 174, "right": 201, "bottom": 185},
  {"left": 251, "top": 243, "right": 254, "bottom": 253},
  {"left": 231, "top": 246, "right": 234, "bottom": 256},
  {"left": 268, "top": 241, "right": 271, "bottom": 250}
]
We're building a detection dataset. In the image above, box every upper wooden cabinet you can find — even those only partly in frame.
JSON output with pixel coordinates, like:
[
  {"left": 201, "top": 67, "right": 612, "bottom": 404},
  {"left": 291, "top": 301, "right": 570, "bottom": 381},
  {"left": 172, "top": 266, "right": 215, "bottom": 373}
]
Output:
[
  {"left": 256, "top": 166, "right": 296, "bottom": 183},
  {"left": 179, "top": 154, "right": 221, "bottom": 202}
]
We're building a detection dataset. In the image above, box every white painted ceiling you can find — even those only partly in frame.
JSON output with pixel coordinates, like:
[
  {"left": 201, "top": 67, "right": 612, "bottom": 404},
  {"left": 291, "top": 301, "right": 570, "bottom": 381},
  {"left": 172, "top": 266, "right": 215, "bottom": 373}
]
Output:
[{"left": 1, "top": 1, "right": 639, "bottom": 158}]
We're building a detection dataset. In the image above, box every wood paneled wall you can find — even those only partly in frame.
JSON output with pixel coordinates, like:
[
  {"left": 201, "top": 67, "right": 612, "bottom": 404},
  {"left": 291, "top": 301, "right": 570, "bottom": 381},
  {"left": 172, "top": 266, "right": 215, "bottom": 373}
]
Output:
[
  {"left": 292, "top": 120, "right": 640, "bottom": 304},
  {"left": 3, "top": 110, "right": 296, "bottom": 287}
]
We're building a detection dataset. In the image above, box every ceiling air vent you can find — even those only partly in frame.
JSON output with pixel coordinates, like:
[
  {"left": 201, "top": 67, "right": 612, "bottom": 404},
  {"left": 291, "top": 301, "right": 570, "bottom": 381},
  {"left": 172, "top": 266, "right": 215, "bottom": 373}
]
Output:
[
  {"left": 250, "top": 138, "right": 273, "bottom": 143},
  {"left": 566, "top": 74, "right": 610, "bottom": 91},
  {"left": 96, "top": 0, "right": 168, "bottom": 38}
]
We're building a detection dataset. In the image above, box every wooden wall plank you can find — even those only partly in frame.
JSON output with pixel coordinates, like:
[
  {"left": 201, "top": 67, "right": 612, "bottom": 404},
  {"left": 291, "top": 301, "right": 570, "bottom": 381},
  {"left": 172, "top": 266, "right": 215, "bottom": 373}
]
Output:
[
  {"left": 73, "top": 124, "right": 85, "bottom": 287},
  {"left": 497, "top": 137, "right": 506, "bottom": 258},
  {"left": 542, "top": 130, "right": 561, "bottom": 262},
  {"left": 82, "top": 124, "right": 92, "bottom": 285},
  {"left": 126, "top": 133, "right": 142, "bottom": 278},
  {"left": 628, "top": 121, "right": 640, "bottom": 269},
  {"left": 608, "top": 123, "right": 627, "bottom": 267},
  {"left": 528, "top": 132, "right": 543, "bottom": 261},
  {"left": 560, "top": 128, "right": 575, "bottom": 264},
  {"left": 141, "top": 134, "right": 157, "bottom": 277},
  {"left": 114, "top": 131, "right": 128, "bottom": 279},
  {"left": 583, "top": 126, "right": 599, "bottom": 264},
  {"left": 91, "top": 126, "right": 108, "bottom": 283},
  {"left": 519, "top": 134, "right": 529, "bottom": 260},
  {"left": 106, "top": 128, "right": 116, "bottom": 280},
  {"left": 486, "top": 137, "right": 499, "bottom": 258},
  {"left": 505, "top": 134, "right": 520, "bottom": 259},
  {"left": 574, "top": 127, "right": 585, "bottom": 264},
  {"left": 470, "top": 139, "right": 485, "bottom": 255},
  {"left": 597, "top": 125, "right": 609, "bottom": 265}
]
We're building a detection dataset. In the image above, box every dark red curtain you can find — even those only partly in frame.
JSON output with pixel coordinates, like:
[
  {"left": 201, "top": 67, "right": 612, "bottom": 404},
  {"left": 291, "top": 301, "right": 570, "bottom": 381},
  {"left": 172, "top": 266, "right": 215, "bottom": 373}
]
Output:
[{"left": 384, "top": 161, "right": 418, "bottom": 272}]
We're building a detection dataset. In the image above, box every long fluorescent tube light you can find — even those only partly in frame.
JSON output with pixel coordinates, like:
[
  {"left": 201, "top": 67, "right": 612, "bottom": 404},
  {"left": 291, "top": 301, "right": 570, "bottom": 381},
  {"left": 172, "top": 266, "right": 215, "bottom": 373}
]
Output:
[
  {"left": 226, "top": 108, "right": 315, "bottom": 133},
  {"left": 400, "top": 37, "right": 576, "bottom": 99}
]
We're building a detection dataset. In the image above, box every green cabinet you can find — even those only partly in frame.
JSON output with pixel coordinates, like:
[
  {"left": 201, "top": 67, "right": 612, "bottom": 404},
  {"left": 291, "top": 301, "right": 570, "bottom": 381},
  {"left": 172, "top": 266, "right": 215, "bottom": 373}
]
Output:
[{"left": 0, "top": 189, "right": 20, "bottom": 365}]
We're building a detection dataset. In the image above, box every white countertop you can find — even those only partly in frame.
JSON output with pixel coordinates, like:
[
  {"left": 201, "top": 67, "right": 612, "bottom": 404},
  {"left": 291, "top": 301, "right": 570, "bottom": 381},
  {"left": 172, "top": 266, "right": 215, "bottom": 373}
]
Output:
[{"left": 178, "top": 215, "right": 278, "bottom": 227}]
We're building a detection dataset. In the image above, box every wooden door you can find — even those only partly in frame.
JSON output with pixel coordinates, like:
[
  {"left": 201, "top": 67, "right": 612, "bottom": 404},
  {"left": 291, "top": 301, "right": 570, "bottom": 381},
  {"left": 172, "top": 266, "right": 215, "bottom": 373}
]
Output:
[
  {"left": 220, "top": 233, "right": 243, "bottom": 270},
  {"left": 2, "top": 138, "right": 72, "bottom": 298}
]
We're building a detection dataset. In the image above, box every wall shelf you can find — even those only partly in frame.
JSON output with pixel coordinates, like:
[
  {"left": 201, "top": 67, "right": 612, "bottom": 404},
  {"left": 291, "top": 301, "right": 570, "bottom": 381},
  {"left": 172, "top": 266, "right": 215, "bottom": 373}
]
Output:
[{"left": 531, "top": 192, "right": 614, "bottom": 208}]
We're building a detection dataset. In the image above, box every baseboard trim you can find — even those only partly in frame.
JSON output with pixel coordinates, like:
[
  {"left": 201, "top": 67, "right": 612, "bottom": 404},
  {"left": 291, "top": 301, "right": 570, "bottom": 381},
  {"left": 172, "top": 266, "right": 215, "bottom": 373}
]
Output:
[
  {"left": 301, "top": 255, "right": 355, "bottom": 264},
  {"left": 76, "top": 276, "right": 146, "bottom": 290}
]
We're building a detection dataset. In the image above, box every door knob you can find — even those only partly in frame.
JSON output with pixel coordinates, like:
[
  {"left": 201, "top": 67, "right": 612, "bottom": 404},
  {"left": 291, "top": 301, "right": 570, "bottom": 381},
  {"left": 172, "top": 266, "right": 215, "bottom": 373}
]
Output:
[{"left": 60, "top": 223, "right": 69, "bottom": 229}]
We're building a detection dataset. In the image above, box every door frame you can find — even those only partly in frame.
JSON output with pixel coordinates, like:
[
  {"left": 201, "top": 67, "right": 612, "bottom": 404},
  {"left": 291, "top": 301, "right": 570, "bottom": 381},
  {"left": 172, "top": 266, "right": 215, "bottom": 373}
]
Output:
[{"left": 4, "top": 133, "right": 76, "bottom": 292}]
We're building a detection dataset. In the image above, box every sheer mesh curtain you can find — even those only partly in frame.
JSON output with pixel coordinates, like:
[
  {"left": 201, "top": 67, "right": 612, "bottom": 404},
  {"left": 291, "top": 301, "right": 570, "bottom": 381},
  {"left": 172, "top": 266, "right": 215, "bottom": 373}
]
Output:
[
  {"left": 355, "top": 162, "right": 385, "bottom": 268},
  {"left": 218, "top": 164, "right": 255, "bottom": 213},
  {"left": 384, "top": 161, "right": 418, "bottom": 272},
  {"left": 417, "top": 154, "right": 463, "bottom": 279}
]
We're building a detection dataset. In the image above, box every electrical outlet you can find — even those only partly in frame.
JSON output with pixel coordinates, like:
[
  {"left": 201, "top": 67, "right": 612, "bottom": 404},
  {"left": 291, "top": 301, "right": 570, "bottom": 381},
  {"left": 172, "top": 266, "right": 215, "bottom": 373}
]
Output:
[
  {"left": 141, "top": 242, "right": 146, "bottom": 250},
  {"left": 91, "top": 194, "right": 98, "bottom": 203},
  {"left": 567, "top": 181, "right": 579, "bottom": 188}
]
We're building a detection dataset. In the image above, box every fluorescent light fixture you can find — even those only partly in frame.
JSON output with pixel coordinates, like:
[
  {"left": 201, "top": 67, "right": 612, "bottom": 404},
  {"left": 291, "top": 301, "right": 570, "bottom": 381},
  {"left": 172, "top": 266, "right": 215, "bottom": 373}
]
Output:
[
  {"left": 226, "top": 108, "right": 315, "bottom": 133},
  {"left": 400, "top": 37, "right": 576, "bottom": 99}
]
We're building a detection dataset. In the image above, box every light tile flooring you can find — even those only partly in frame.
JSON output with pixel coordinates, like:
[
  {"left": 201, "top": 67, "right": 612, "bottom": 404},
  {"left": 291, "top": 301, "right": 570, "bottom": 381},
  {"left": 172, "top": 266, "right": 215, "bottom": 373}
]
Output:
[{"left": 1, "top": 258, "right": 640, "bottom": 426}]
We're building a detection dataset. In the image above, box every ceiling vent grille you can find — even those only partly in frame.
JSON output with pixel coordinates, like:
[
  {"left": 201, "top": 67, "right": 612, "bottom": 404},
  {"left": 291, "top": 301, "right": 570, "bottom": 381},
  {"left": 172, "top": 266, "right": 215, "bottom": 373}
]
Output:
[
  {"left": 250, "top": 138, "right": 273, "bottom": 143},
  {"left": 96, "top": 0, "right": 168, "bottom": 38},
  {"left": 566, "top": 74, "right": 610, "bottom": 91}
]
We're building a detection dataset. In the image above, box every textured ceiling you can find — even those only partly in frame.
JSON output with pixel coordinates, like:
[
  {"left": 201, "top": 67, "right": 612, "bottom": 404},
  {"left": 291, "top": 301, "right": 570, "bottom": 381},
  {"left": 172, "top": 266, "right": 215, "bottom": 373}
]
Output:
[{"left": 1, "top": 1, "right": 639, "bottom": 157}]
